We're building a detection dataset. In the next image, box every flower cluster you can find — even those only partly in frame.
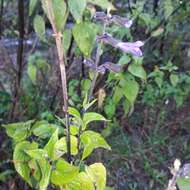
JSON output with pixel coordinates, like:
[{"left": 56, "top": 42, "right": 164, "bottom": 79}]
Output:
[{"left": 94, "top": 12, "right": 144, "bottom": 57}]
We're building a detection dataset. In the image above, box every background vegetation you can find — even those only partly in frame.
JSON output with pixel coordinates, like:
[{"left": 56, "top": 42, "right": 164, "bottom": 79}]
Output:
[{"left": 0, "top": 0, "right": 190, "bottom": 189}]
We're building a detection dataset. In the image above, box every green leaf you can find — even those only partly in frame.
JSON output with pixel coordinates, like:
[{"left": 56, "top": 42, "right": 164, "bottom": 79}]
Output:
[
  {"left": 62, "top": 29, "right": 72, "bottom": 52},
  {"left": 66, "top": 172, "right": 95, "bottom": 190},
  {"left": 52, "top": 0, "right": 66, "bottom": 31},
  {"left": 81, "top": 130, "right": 111, "bottom": 160},
  {"left": 83, "top": 112, "right": 107, "bottom": 128},
  {"left": 3, "top": 120, "right": 34, "bottom": 142},
  {"left": 118, "top": 55, "right": 131, "bottom": 65},
  {"left": 86, "top": 163, "right": 106, "bottom": 190},
  {"left": 105, "top": 187, "right": 114, "bottom": 190},
  {"left": 0, "top": 170, "right": 14, "bottom": 182},
  {"left": 28, "top": 61, "right": 37, "bottom": 84},
  {"left": 68, "top": 107, "right": 81, "bottom": 121},
  {"left": 87, "top": 0, "right": 115, "bottom": 10},
  {"left": 73, "top": 22, "right": 96, "bottom": 57},
  {"left": 13, "top": 141, "right": 38, "bottom": 186},
  {"left": 164, "top": 0, "right": 173, "bottom": 18},
  {"left": 70, "top": 125, "right": 79, "bottom": 136},
  {"left": 170, "top": 74, "right": 179, "bottom": 87},
  {"left": 120, "top": 78, "right": 139, "bottom": 105},
  {"left": 51, "top": 159, "right": 79, "bottom": 185},
  {"left": 25, "top": 149, "right": 48, "bottom": 160},
  {"left": 68, "top": 0, "right": 86, "bottom": 22},
  {"left": 177, "top": 177, "right": 190, "bottom": 190},
  {"left": 33, "top": 15, "right": 45, "bottom": 41},
  {"left": 113, "top": 86, "right": 123, "bottom": 104},
  {"left": 44, "top": 129, "right": 59, "bottom": 160},
  {"left": 52, "top": 0, "right": 67, "bottom": 31},
  {"left": 29, "top": 0, "right": 38, "bottom": 16},
  {"left": 83, "top": 94, "right": 97, "bottom": 111},
  {"left": 128, "top": 63, "right": 147, "bottom": 80},
  {"left": 55, "top": 135, "right": 78, "bottom": 158},
  {"left": 38, "top": 158, "right": 52, "bottom": 190},
  {"left": 32, "top": 121, "right": 58, "bottom": 139}
]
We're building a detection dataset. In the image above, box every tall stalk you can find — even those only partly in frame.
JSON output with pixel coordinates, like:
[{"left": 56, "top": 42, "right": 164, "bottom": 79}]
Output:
[
  {"left": 0, "top": 0, "right": 4, "bottom": 39},
  {"left": 10, "top": 0, "right": 25, "bottom": 120},
  {"left": 45, "top": 0, "right": 71, "bottom": 162}
]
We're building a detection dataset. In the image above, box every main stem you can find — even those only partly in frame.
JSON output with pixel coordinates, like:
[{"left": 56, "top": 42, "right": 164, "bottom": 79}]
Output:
[
  {"left": 46, "top": 0, "right": 71, "bottom": 163},
  {"left": 55, "top": 32, "right": 71, "bottom": 163},
  {"left": 0, "top": 0, "right": 4, "bottom": 39}
]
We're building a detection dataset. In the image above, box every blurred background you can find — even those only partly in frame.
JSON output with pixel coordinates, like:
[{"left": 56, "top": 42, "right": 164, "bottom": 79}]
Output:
[{"left": 0, "top": 0, "right": 190, "bottom": 189}]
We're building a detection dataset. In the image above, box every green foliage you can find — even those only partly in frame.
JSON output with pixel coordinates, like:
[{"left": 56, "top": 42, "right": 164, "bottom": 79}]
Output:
[
  {"left": 81, "top": 130, "right": 111, "bottom": 160},
  {"left": 73, "top": 22, "right": 97, "bottom": 57},
  {"left": 52, "top": 0, "right": 66, "bottom": 31},
  {"left": 29, "top": 0, "right": 38, "bottom": 16},
  {"left": 67, "top": 172, "right": 95, "bottom": 190},
  {"left": 13, "top": 141, "right": 38, "bottom": 186},
  {"left": 68, "top": 0, "right": 86, "bottom": 22},
  {"left": 51, "top": 159, "right": 79, "bottom": 185},
  {"left": 87, "top": 0, "right": 115, "bottom": 10},
  {"left": 177, "top": 177, "right": 190, "bottom": 190},
  {"left": 4, "top": 0, "right": 190, "bottom": 189},
  {"left": 33, "top": 15, "right": 45, "bottom": 41},
  {"left": 86, "top": 163, "right": 106, "bottom": 190}
]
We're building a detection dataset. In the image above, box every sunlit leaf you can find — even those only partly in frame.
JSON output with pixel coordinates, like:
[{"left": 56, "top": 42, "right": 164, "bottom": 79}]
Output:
[
  {"left": 25, "top": 149, "right": 48, "bottom": 160},
  {"left": 38, "top": 158, "right": 52, "bottom": 190},
  {"left": 51, "top": 159, "right": 79, "bottom": 185},
  {"left": 83, "top": 112, "right": 107, "bottom": 128},
  {"left": 66, "top": 172, "right": 95, "bottom": 190},
  {"left": 81, "top": 130, "right": 111, "bottom": 160},
  {"left": 86, "top": 163, "right": 106, "bottom": 190},
  {"left": 44, "top": 129, "right": 59, "bottom": 160},
  {"left": 13, "top": 141, "right": 38, "bottom": 186},
  {"left": 55, "top": 135, "right": 78, "bottom": 158},
  {"left": 3, "top": 120, "right": 34, "bottom": 142}
]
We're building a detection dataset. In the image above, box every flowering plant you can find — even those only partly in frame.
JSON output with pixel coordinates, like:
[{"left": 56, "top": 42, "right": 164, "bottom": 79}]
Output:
[{"left": 3, "top": 0, "right": 144, "bottom": 190}]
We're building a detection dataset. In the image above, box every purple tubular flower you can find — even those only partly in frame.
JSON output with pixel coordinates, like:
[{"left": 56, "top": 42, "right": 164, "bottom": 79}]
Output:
[
  {"left": 116, "top": 41, "right": 144, "bottom": 57},
  {"left": 97, "top": 34, "right": 144, "bottom": 57}
]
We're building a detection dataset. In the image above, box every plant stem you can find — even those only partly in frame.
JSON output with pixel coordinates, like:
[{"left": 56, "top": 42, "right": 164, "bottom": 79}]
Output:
[
  {"left": 88, "top": 22, "right": 106, "bottom": 103},
  {"left": 55, "top": 32, "right": 71, "bottom": 163},
  {"left": 77, "top": 24, "right": 107, "bottom": 159},
  {"left": 0, "top": 0, "right": 4, "bottom": 39},
  {"left": 10, "top": 0, "right": 25, "bottom": 120},
  {"left": 46, "top": 0, "right": 71, "bottom": 162},
  {"left": 88, "top": 44, "right": 101, "bottom": 102}
]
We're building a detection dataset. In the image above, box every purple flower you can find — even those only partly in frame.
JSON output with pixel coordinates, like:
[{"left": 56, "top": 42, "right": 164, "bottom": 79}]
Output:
[
  {"left": 97, "top": 34, "right": 144, "bottom": 57},
  {"left": 116, "top": 41, "right": 144, "bottom": 57}
]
